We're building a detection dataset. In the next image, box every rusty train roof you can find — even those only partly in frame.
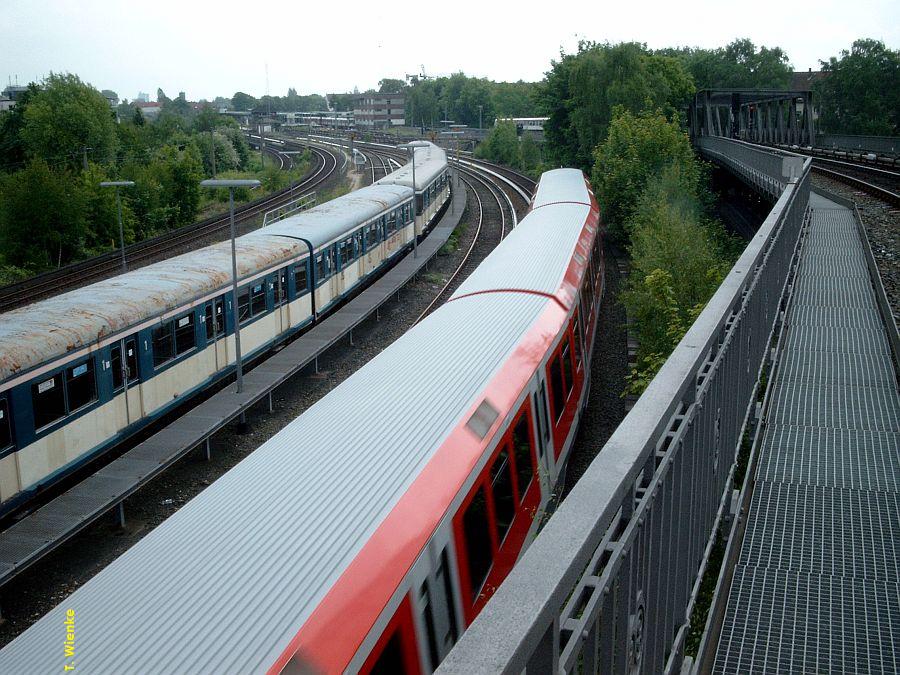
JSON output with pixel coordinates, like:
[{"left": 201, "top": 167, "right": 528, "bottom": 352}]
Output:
[{"left": 0, "top": 183, "right": 416, "bottom": 384}]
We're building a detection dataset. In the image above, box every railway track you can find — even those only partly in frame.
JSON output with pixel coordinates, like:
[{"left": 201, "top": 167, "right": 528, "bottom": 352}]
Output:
[
  {"left": 810, "top": 160, "right": 900, "bottom": 207},
  {"left": 0, "top": 144, "right": 340, "bottom": 313}
]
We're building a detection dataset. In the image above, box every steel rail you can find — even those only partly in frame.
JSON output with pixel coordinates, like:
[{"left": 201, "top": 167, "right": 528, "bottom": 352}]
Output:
[{"left": 0, "top": 145, "right": 339, "bottom": 313}]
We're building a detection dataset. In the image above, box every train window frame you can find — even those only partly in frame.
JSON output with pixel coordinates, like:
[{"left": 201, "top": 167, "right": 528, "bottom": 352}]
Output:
[
  {"left": 294, "top": 263, "right": 308, "bottom": 296},
  {"left": 273, "top": 269, "right": 288, "bottom": 306},
  {"left": 538, "top": 382, "right": 551, "bottom": 445},
  {"left": 152, "top": 322, "right": 175, "bottom": 368},
  {"left": 32, "top": 372, "right": 66, "bottom": 430},
  {"left": 65, "top": 359, "right": 97, "bottom": 413},
  {"left": 111, "top": 343, "right": 125, "bottom": 391},
  {"left": 511, "top": 411, "right": 535, "bottom": 500},
  {"left": 174, "top": 312, "right": 196, "bottom": 356},
  {"left": 124, "top": 338, "right": 139, "bottom": 383},
  {"left": 461, "top": 484, "right": 494, "bottom": 602},
  {"left": 0, "top": 397, "right": 13, "bottom": 453},
  {"left": 572, "top": 309, "right": 583, "bottom": 369},
  {"left": 237, "top": 288, "right": 251, "bottom": 324},
  {"left": 490, "top": 447, "right": 516, "bottom": 545},
  {"left": 549, "top": 354, "right": 566, "bottom": 424},
  {"left": 249, "top": 283, "right": 266, "bottom": 316},
  {"left": 561, "top": 337, "right": 574, "bottom": 397}
]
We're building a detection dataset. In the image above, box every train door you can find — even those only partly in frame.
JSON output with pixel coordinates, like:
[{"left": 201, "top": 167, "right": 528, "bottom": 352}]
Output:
[
  {"left": 359, "top": 596, "right": 421, "bottom": 675},
  {"left": 272, "top": 269, "right": 289, "bottom": 335},
  {"left": 410, "top": 539, "right": 462, "bottom": 672},
  {"left": 532, "top": 375, "right": 553, "bottom": 485},
  {"left": 204, "top": 299, "right": 227, "bottom": 372},
  {"left": 111, "top": 336, "right": 143, "bottom": 425}
]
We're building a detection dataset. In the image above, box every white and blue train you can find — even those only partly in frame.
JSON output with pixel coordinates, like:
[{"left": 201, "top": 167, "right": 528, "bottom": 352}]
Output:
[{"left": 0, "top": 142, "right": 449, "bottom": 516}]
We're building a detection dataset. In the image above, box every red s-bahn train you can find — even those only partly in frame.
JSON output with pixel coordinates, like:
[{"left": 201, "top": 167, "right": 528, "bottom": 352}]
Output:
[{"left": 0, "top": 168, "right": 603, "bottom": 674}]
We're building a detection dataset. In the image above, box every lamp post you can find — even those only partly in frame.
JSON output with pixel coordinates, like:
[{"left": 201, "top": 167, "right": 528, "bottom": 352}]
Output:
[
  {"left": 478, "top": 104, "right": 483, "bottom": 131},
  {"left": 402, "top": 141, "right": 430, "bottom": 258},
  {"left": 200, "top": 179, "right": 261, "bottom": 396},
  {"left": 99, "top": 180, "right": 136, "bottom": 273}
]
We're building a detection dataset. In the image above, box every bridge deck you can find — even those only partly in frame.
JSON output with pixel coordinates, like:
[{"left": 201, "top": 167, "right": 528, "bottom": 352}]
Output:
[{"left": 713, "top": 195, "right": 900, "bottom": 674}]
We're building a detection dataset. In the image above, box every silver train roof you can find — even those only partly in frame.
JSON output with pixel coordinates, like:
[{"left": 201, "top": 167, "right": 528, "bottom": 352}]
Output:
[
  {"left": 0, "top": 183, "right": 414, "bottom": 383},
  {"left": 0, "top": 170, "right": 593, "bottom": 673},
  {"left": 530, "top": 167, "right": 593, "bottom": 209},
  {"left": 0, "top": 290, "right": 552, "bottom": 674},
  {"left": 375, "top": 142, "right": 447, "bottom": 191}
]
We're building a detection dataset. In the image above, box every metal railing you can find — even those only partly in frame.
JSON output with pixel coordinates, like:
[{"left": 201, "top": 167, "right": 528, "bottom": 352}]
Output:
[
  {"left": 816, "top": 133, "right": 899, "bottom": 156},
  {"left": 262, "top": 191, "right": 316, "bottom": 226},
  {"left": 437, "top": 141, "right": 811, "bottom": 674}
]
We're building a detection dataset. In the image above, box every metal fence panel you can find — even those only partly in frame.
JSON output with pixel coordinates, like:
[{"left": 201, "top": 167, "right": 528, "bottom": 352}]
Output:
[{"left": 437, "top": 140, "right": 810, "bottom": 674}]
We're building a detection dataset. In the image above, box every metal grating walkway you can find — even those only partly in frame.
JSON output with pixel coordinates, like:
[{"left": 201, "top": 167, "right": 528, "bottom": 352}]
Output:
[{"left": 714, "top": 198, "right": 900, "bottom": 674}]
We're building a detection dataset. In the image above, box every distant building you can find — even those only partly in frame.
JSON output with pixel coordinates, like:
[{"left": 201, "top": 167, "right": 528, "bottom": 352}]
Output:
[
  {"left": 135, "top": 92, "right": 150, "bottom": 103},
  {"left": 2, "top": 85, "right": 30, "bottom": 101},
  {"left": 0, "top": 96, "right": 14, "bottom": 112},
  {"left": 135, "top": 101, "right": 162, "bottom": 119},
  {"left": 790, "top": 69, "right": 827, "bottom": 92},
  {"left": 101, "top": 89, "right": 119, "bottom": 110},
  {"left": 496, "top": 117, "right": 548, "bottom": 140},
  {"left": 354, "top": 92, "right": 405, "bottom": 128}
]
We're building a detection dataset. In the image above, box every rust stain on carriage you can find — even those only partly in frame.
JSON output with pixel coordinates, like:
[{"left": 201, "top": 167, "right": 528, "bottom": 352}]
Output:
[{"left": 0, "top": 174, "right": 436, "bottom": 384}]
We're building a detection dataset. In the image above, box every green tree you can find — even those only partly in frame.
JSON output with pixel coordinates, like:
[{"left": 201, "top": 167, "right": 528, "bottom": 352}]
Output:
[
  {"left": 539, "top": 42, "right": 695, "bottom": 169},
  {"left": 21, "top": 73, "right": 119, "bottom": 169},
  {"left": 659, "top": 39, "right": 792, "bottom": 89},
  {"left": 592, "top": 108, "right": 699, "bottom": 242},
  {"left": 476, "top": 121, "right": 520, "bottom": 166},
  {"left": 232, "top": 91, "right": 257, "bottom": 111},
  {"left": 814, "top": 39, "right": 900, "bottom": 135},
  {"left": 519, "top": 133, "right": 541, "bottom": 174},
  {"left": 0, "top": 160, "right": 87, "bottom": 268},
  {"left": 378, "top": 78, "right": 407, "bottom": 93},
  {"left": 80, "top": 162, "right": 136, "bottom": 254},
  {"left": 620, "top": 167, "right": 734, "bottom": 394},
  {"left": 133, "top": 105, "right": 145, "bottom": 127},
  {"left": 0, "top": 83, "right": 40, "bottom": 173}
]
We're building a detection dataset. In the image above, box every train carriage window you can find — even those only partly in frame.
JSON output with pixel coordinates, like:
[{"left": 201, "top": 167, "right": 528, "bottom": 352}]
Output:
[
  {"left": 125, "top": 338, "right": 139, "bottom": 383},
  {"left": 315, "top": 254, "right": 327, "bottom": 282},
  {"left": 539, "top": 382, "right": 551, "bottom": 444},
  {"left": 250, "top": 284, "right": 266, "bottom": 316},
  {"left": 274, "top": 270, "right": 288, "bottom": 306},
  {"left": 572, "top": 310, "right": 583, "bottom": 367},
  {"left": 561, "top": 339, "right": 574, "bottom": 396},
  {"left": 549, "top": 355, "right": 566, "bottom": 423},
  {"left": 294, "top": 264, "right": 308, "bottom": 295},
  {"left": 152, "top": 323, "right": 175, "bottom": 367},
  {"left": 512, "top": 414, "right": 534, "bottom": 499},
  {"left": 462, "top": 485, "right": 494, "bottom": 601},
  {"left": 337, "top": 241, "right": 347, "bottom": 267},
  {"left": 174, "top": 313, "right": 196, "bottom": 355},
  {"left": 369, "top": 633, "right": 405, "bottom": 675},
  {"left": 491, "top": 448, "right": 516, "bottom": 543},
  {"left": 328, "top": 247, "right": 337, "bottom": 273},
  {"left": 66, "top": 359, "right": 96, "bottom": 412},
  {"left": 419, "top": 582, "right": 440, "bottom": 670},
  {"left": 111, "top": 344, "right": 124, "bottom": 390},
  {"left": 439, "top": 548, "right": 459, "bottom": 643},
  {"left": 32, "top": 373, "right": 65, "bottom": 429},
  {"left": 0, "top": 398, "right": 13, "bottom": 451},
  {"left": 204, "top": 304, "right": 215, "bottom": 340},
  {"left": 366, "top": 223, "right": 379, "bottom": 250},
  {"left": 237, "top": 289, "right": 251, "bottom": 324}
]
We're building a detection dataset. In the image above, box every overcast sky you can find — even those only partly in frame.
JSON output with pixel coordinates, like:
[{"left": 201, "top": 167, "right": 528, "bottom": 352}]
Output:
[{"left": 3, "top": 0, "right": 898, "bottom": 102}]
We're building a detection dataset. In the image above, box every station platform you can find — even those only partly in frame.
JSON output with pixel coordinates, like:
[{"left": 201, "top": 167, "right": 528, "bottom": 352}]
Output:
[
  {"left": 0, "top": 178, "right": 468, "bottom": 593},
  {"left": 713, "top": 195, "right": 900, "bottom": 673}
]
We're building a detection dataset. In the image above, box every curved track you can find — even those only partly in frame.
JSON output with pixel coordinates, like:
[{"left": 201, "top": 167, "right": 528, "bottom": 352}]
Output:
[{"left": 0, "top": 145, "right": 340, "bottom": 313}]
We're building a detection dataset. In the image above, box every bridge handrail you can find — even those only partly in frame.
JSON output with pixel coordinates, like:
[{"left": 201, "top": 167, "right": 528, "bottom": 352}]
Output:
[{"left": 437, "top": 140, "right": 811, "bottom": 674}]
